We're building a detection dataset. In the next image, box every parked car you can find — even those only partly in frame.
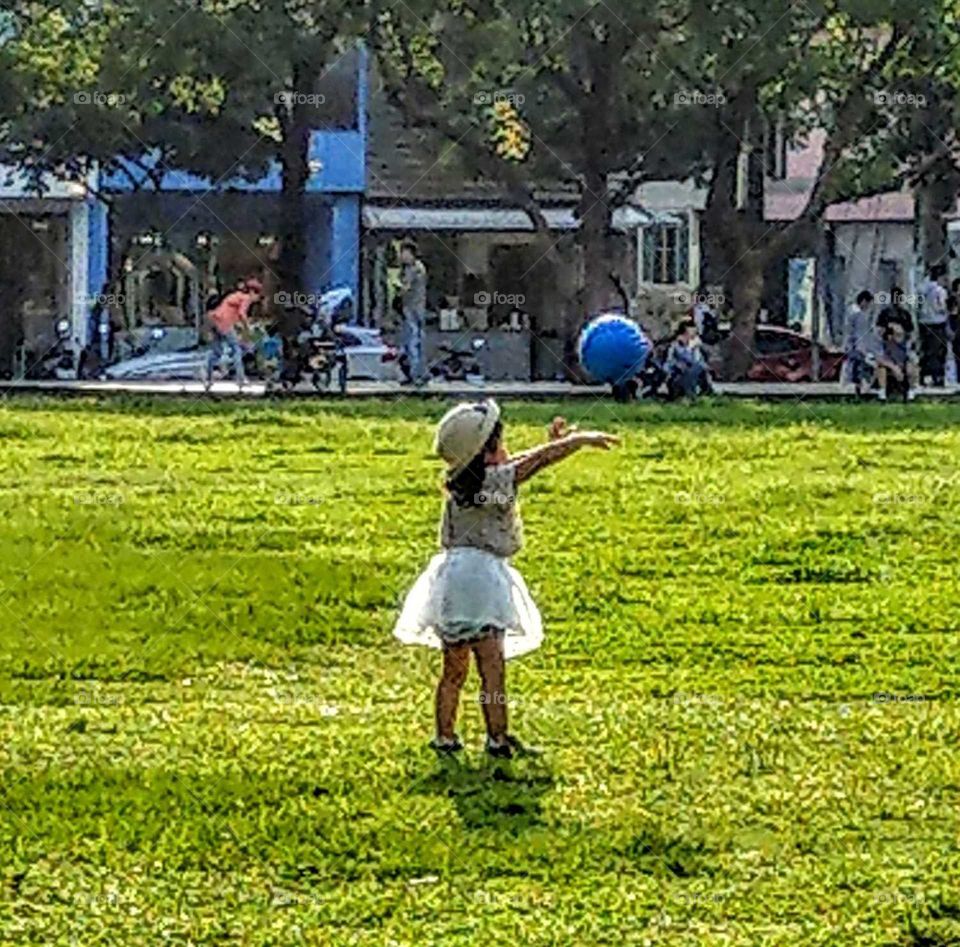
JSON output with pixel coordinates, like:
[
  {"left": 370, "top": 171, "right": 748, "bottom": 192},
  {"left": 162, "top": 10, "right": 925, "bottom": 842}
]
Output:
[
  {"left": 745, "top": 325, "right": 844, "bottom": 383},
  {"left": 105, "top": 324, "right": 402, "bottom": 385}
]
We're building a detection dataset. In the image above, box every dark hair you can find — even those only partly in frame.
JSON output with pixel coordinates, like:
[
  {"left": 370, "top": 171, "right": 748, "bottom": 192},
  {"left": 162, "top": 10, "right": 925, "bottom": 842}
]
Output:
[
  {"left": 400, "top": 240, "right": 418, "bottom": 256},
  {"left": 446, "top": 420, "right": 503, "bottom": 508},
  {"left": 676, "top": 319, "right": 696, "bottom": 338},
  {"left": 890, "top": 286, "right": 904, "bottom": 303},
  {"left": 857, "top": 290, "right": 874, "bottom": 306}
]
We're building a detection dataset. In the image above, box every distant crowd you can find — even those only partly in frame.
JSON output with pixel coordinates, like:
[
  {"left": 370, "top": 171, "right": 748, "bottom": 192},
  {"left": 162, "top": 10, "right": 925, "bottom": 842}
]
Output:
[{"left": 844, "top": 264, "right": 960, "bottom": 400}]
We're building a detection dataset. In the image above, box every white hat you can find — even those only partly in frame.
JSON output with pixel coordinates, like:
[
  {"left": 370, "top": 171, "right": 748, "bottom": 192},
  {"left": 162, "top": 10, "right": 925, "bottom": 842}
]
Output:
[{"left": 434, "top": 400, "right": 501, "bottom": 474}]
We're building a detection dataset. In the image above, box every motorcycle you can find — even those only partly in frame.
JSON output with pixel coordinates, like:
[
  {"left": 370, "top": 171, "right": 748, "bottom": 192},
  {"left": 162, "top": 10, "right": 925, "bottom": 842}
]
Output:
[
  {"left": 429, "top": 337, "right": 486, "bottom": 382},
  {"left": 29, "top": 318, "right": 77, "bottom": 380}
]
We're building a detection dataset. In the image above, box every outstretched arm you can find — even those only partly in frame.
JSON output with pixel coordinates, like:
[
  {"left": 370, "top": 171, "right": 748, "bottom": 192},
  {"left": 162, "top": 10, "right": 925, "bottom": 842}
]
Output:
[{"left": 511, "top": 420, "right": 619, "bottom": 485}]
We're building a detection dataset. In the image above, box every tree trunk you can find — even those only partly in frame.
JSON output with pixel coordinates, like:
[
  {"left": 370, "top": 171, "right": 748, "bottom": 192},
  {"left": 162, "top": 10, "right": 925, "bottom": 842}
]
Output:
[
  {"left": 915, "top": 166, "right": 956, "bottom": 270},
  {"left": 277, "top": 64, "right": 311, "bottom": 295},
  {"left": 576, "top": 173, "right": 615, "bottom": 314},
  {"left": 723, "top": 250, "right": 764, "bottom": 380}
]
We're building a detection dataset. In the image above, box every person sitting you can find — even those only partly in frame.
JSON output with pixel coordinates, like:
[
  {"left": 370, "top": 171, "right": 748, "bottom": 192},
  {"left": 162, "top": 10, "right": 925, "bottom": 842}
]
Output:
[
  {"left": 665, "top": 320, "right": 714, "bottom": 400},
  {"left": 880, "top": 320, "right": 918, "bottom": 401}
]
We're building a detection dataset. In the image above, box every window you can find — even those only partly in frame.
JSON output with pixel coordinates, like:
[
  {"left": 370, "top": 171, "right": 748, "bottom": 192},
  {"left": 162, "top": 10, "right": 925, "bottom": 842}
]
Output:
[{"left": 642, "top": 222, "right": 689, "bottom": 285}]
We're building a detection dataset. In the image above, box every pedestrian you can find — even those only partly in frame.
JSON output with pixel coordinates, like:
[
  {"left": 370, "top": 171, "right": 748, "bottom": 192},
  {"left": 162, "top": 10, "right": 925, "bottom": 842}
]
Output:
[
  {"left": 205, "top": 277, "right": 262, "bottom": 388},
  {"left": 399, "top": 240, "right": 428, "bottom": 385},
  {"left": 844, "top": 290, "right": 880, "bottom": 397},
  {"left": 949, "top": 278, "right": 960, "bottom": 385},
  {"left": 393, "top": 402, "right": 619, "bottom": 758},
  {"left": 918, "top": 266, "right": 949, "bottom": 387}
]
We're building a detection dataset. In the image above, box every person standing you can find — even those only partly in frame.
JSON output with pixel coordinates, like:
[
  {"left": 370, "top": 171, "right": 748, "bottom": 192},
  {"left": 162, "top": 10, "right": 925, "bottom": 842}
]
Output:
[
  {"left": 844, "top": 290, "right": 880, "bottom": 397},
  {"left": 949, "top": 278, "right": 960, "bottom": 385},
  {"left": 205, "top": 277, "right": 262, "bottom": 388},
  {"left": 919, "top": 266, "right": 949, "bottom": 387},
  {"left": 399, "top": 241, "right": 428, "bottom": 385}
]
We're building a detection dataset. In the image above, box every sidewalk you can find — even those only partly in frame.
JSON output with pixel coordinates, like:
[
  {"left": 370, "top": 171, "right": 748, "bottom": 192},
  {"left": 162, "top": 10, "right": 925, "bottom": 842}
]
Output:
[{"left": 4, "top": 378, "right": 960, "bottom": 400}]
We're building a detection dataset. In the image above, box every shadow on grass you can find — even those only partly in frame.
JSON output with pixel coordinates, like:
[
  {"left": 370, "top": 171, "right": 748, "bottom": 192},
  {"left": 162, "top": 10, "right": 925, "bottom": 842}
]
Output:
[
  {"left": 6, "top": 391, "right": 960, "bottom": 434},
  {"left": 412, "top": 755, "right": 556, "bottom": 832}
]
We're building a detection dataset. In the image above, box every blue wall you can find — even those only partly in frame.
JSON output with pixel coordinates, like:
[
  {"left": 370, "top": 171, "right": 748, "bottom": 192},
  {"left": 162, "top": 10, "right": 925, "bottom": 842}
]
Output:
[
  {"left": 86, "top": 199, "right": 109, "bottom": 297},
  {"left": 96, "top": 42, "right": 368, "bottom": 305},
  {"left": 302, "top": 195, "right": 361, "bottom": 299}
]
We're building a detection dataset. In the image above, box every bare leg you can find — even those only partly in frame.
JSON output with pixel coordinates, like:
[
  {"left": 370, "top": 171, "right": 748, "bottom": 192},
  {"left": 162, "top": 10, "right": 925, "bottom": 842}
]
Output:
[
  {"left": 435, "top": 644, "right": 470, "bottom": 742},
  {"left": 473, "top": 632, "right": 507, "bottom": 742},
  {"left": 876, "top": 365, "right": 888, "bottom": 397}
]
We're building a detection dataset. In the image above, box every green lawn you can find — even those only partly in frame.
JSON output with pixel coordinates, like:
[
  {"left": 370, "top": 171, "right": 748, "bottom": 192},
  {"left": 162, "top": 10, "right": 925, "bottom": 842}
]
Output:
[{"left": 1, "top": 395, "right": 959, "bottom": 946}]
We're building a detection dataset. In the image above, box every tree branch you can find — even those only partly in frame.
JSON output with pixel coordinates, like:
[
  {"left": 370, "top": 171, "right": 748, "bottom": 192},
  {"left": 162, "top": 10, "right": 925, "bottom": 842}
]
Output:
[{"left": 765, "top": 24, "right": 909, "bottom": 259}]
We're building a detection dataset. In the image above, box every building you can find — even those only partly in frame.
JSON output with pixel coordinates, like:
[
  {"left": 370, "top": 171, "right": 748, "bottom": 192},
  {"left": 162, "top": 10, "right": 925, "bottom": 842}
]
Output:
[
  {"left": 0, "top": 167, "right": 105, "bottom": 377},
  {"left": 0, "top": 44, "right": 368, "bottom": 376},
  {"left": 95, "top": 44, "right": 368, "bottom": 359}
]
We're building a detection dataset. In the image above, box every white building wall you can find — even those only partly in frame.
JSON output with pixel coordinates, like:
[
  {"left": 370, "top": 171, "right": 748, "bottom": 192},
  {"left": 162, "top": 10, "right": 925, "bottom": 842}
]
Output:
[{"left": 831, "top": 222, "right": 914, "bottom": 306}]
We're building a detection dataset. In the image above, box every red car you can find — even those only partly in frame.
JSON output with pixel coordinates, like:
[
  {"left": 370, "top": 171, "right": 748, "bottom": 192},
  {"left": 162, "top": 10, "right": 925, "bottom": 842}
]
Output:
[{"left": 744, "top": 325, "right": 844, "bottom": 383}]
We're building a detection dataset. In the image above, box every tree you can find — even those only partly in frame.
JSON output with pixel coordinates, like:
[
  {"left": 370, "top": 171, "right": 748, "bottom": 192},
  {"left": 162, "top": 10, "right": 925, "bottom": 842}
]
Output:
[
  {"left": 0, "top": 0, "right": 368, "bottom": 292},
  {"left": 677, "top": 0, "right": 952, "bottom": 375},
  {"left": 372, "top": 0, "right": 710, "bottom": 321},
  {"left": 376, "top": 0, "right": 956, "bottom": 376}
]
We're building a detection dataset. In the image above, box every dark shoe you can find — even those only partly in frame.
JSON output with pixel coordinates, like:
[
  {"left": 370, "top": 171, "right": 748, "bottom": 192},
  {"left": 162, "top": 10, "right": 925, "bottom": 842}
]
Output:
[
  {"left": 485, "top": 734, "right": 541, "bottom": 760},
  {"left": 430, "top": 735, "right": 463, "bottom": 755}
]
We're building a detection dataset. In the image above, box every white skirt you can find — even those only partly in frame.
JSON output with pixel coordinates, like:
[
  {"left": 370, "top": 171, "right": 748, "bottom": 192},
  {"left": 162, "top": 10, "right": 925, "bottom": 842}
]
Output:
[{"left": 393, "top": 547, "right": 543, "bottom": 659}]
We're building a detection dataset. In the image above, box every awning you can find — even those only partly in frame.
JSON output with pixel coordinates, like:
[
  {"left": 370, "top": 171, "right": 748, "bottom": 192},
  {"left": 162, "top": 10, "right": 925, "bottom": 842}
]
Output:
[{"left": 363, "top": 204, "right": 653, "bottom": 232}]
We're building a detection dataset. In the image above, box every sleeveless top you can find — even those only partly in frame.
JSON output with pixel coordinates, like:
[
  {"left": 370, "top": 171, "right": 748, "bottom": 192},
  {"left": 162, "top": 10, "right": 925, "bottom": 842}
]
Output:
[{"left": 440, "top": 464, "right": 522, "bottom": 559}]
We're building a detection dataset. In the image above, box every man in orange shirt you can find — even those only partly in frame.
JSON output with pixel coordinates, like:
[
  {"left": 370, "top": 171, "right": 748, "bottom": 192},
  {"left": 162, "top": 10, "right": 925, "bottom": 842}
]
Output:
[{"left": 205, "top": 278, "right": 263, "bottom": 388}]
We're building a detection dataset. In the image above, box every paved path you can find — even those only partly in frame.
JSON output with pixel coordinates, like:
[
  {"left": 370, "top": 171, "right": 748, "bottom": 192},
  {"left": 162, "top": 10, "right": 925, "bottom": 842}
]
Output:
[{"left": 3, "top": 378, "right": 960, "bottom": 400}]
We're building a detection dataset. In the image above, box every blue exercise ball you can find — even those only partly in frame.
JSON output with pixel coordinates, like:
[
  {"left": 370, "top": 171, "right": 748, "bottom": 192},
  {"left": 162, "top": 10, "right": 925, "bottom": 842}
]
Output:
[{"left": 578, "top": 314, "right": 651, "bottom": 384}]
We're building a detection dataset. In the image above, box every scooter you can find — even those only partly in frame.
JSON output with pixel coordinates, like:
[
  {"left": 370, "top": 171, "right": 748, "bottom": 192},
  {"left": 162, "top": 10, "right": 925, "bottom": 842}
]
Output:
[
  {"left": 29, "top": 318, "right": 77, "bottom": 380},
  {"left": 430, "top": 337, "right": 486, "bottom": 382},
  {"left": 275, "top": 287, "right": 352, "bottom": 393}
]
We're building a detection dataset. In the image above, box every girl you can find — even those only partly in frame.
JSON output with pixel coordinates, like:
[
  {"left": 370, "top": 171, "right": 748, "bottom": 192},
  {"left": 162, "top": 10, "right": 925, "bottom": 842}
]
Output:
[{"left": 394, "top": 400, "right": 619, "bottom": 759}]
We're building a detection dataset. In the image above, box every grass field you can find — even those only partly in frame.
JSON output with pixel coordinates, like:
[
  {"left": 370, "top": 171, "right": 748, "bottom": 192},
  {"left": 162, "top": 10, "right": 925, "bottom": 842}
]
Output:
[{"left": 1, "top": 395, "right": 959, "bottom": 946}]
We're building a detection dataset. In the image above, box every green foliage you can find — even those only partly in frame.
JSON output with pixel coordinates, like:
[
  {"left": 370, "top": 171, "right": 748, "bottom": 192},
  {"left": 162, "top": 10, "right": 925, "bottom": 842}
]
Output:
[{"left": 1, "top": 396, "right": 960, "bottom": 944}]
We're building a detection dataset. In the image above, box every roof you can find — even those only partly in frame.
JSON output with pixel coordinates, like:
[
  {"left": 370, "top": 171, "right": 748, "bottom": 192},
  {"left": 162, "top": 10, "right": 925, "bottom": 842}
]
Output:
[
  {"left": 764, "top": 129, "right": 953, "bottom": 223},
  {"left": 362, "top": 204, "right": 652, "bottom": 232}
]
